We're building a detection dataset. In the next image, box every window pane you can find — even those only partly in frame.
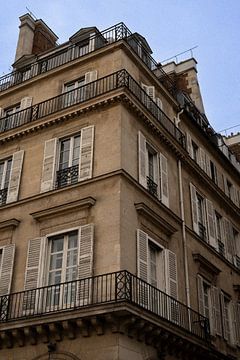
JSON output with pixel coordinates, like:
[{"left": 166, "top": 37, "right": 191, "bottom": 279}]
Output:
[
  {"left": 48, "top": 270, "right": 62, "bottom": 285},
  {"left": 67, "top": 249, "right": 77, "bottom": 267},
  {"left": 51, "top": 237, "right": 64, "bottom": 252},
  {"left": 50, "top": 253, "right": 63, "bottom": 270},
  {"left": 4, "top": 159, "right": 12, "bottom": 188},
  {"left": 68, "top": 231, "right": 78, "bottom": 249}
]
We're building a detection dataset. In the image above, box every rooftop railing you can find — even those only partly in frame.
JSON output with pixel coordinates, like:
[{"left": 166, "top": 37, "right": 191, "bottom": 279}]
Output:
[
  {"left": 0, "top": 69, "right": 185, "bottom": 149},
  {"left": 0, "top": 270, "right": 209, "bottom": 341}
]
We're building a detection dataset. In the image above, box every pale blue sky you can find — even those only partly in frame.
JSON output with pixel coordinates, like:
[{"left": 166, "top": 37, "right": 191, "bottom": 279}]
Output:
[{"left": 0, "top": 0, "right": 239, "bottom": 133}]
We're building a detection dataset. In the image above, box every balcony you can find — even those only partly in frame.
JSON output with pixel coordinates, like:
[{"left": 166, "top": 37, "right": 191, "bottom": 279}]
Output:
[
  {"left": 147, "top": 176, "right": 158, "bottom": 197},
  {"left": 56, "top": 165, "right": 79, "bottom": 189},
  {"left": 0, "top": 69, "right": 185, "bottom": 149},
  {"left": 0, "top": 270, "right": 209, "bottom": 342}
]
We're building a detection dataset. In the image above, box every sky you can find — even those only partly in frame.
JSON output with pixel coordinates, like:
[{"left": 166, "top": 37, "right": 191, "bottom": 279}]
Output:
[{"left": 0, "top": 0, "right": 239, "bottom": 135}]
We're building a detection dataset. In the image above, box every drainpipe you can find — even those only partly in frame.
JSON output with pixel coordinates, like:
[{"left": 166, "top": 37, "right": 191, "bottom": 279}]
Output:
[{"left": 176, "top": 109, "right": 191, "bottom": 308}]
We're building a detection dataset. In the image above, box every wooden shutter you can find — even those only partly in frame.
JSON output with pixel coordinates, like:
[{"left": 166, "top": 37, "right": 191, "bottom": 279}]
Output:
[
  {"left": 205, "top": 154, "right": 211, "bottom": 177},
  {"left": 190, "top": 183, "right": 199, "bottom": 233},
  {"left": 146, "top": 86, "right": 155, "bottom": 101},
  {"left": 223, "top": 218, "right": 235, "bottom": 263},
  {"left": 141, "top": 83, "right": 148, "bottom": 93},
  {"left": 24, "top": 238, "right": 46, "bottom": 291},
  {"left": 197, "top": 275, "right": 204, "bottom": 315},
  {"left": 77, "top": 224, "right": 94, "bottom": 305},
  {"left": 199, "top": 148, "right": 206, "bottom": 171},
  {"left": 88, "top": 33, "right": 96, "bottom": 52},
  {"left": 137, "top": 229, "right": 148, "bottom": 282},
  {"left": 40, "top": 138, "right": 57, "bottom": 193},
  {"left": 231, "top": 301, "right": 239, "bottom": 345},
  {"left": 155, "top": 97, "right": 163, "bottom": 110},
  {"left": 6, "top": 150, "right": 24, "bottom": 204},
  {"left": 138, "top": 131, "right": 147, "bottom": 188},
  {"left": 85, "top": 70, "right": 98, "bottom": 84},
  {"left": 0, "top": 244, "right": 15, "bottom": 295},
  {"left": 211, "top": 286, "right": 222, "bottom": 336},
  {"left": 186, "top": 133, "right": 193, "bottom": 158},
  {"left": 164, "top": 249, "right": 178, "bottom": 299},
  {"left": 78, "top": 126, "right": 94, "bottom": 181},
  {"left": 159, "top": 153, "right": 169, "bottom": 207},
  {"left": 220, "top": 292, "right": 230, "bottom": 341},
  {"left": 216, "top": 168, "right": 225, "bottom": 192},
  {"left": 205, "top": 199, "right": 217, "bottom": 248},
  {"left": 0, "top": 107, "right": 4, "bottom": 118},
  {"left": 20, "top": 97, "right": 32, "bottom": 109}
]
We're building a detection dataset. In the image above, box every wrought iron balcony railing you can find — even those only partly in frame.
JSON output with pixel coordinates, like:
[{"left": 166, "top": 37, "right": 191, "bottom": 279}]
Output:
[
  {"left": 147, "top": 176, "right": 158, "bottom": 197},
  {"left": 0, "top": 270, "right": 209, "bottom": 341},
  {"left": 0, "top": 23, "right": 174, "bottom": 96},
  {"left": 0, "top": 69, "right": 185, "bottom": 149},
  {"left": 198, "top": 222, "right": 207, "bottom": 242},
  {"left": 56, "top": 165, "right": 79, "bottom": 189},
  {"left": 0, "top": 188, "right": 7, "bottom": 206}
]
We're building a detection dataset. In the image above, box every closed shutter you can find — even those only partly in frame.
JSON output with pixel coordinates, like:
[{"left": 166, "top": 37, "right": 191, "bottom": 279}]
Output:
[
  {"left": 40, "top": 138, "right": 57, "bottom": 193},
  {"left": 20, "top": 97, "right": 32, "bottom": 110},
  {"left": 205, "top": 199, "right": 217, "bottom": 248},
  {"left": 205, "top": 154, "right": 211, "bottom": 177},
  {"left": 211, "top": 286, "right": 222, "bottom": 336},
  {"left": 7, "top": 150, "right": 24, "bottom": 203},
  {"left": 197, "top": 275, "right": 204, "bottom": 315},
  {"left": 85, "top": 70, "right": 98, "bottom": 84},
  {"left": 216, "top": 168, "right": 225, "bottom": 192},
  {"left": 223, "top": 219, "right": 235, "bottom": 263},
  {"left": 78, "top": 126, "right": 94, "bottom": 181},
  {"left": 23, "top": 237, "right": 46, "bottom": 313},
  {"left": 88, "top": 33, "right": 96, "bottom": 52},
  {"left": 159, "top": 153, "right": 169, "bottom": 207},
  {"left": 164, "top": 249, "right": 178, "bottom": 299},
  {"left": 137, "top": 229, "right": 148, "bottom": 281},
  {"left": 138, "top": 131, "right": 147, "bottom": 188},
  {"left": 186, "top": 133, "right": 193, "bottom": 158},
  {"left": 231, "top": 301, "right": 238, "bottom": 345},
  {"left": 199, "top": 148, "right": 206, "bottom": 171},
  {"left": 223, "top": 176, "right": 228, "bottom": 195},
  {"left": 190, "top": 183, "right": 199, "bottom": 233},
  {"left": 220, "top": 292, "right": 230, "bottom": 341},
  {"left": 77, "top": 224, "right": 94, "bottom": 305},
  {"left": 0, "top": 244, "right": 15, "bottom": 295}
]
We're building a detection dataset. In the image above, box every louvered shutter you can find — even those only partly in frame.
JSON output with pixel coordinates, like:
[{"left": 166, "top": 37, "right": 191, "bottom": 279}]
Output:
[
  {"left": 205, "top": 199, "right": 217, "bottom": 248},
  {"left": 164, "top": 249, "right": 178, "bottom": 299},
  {"left": 20, "top": 97, "right": 32, "bottom": 110},
  {"left": 197, "top": 275, "right": 204, "bottom": 315},
  {"left": 88, "top": 33, "right": 96, "bottom": 52},
  {"left": 223, "top": 219, "right": 235, "bottom": 263},
  {"left": 23, "top": 237, "right": 46, "bottom": 313},
  {"left": 0, "top": 244, "right": 15, "bottom": 296},
  {"left": 78, "top": 126, "right": 94, "bottom": 181},
  {"left": 77, "top": 224, "right": 94, "bottom": 305},
  {"left": 190, "top": 183, "right": 199, "bottom": 233},
  {"left": 40, "top": 138, "right": 57, "bottom": 193},
  {"left": 159, "top": 153, "right": 169, "bottom": 207},
  {"left": 85, "top": 70, "right": 98, "bottom": 84},
  {"left": 220, "top": 292, "right": 230, "bottom": 341},
  {"left": 138, "top": 131, "right": 147, "bottom": 188},
  {"left": 0, "top": 107, "right": 4, "bottom": 118},
  {"left": 141, "top": 83, "right": 148, "bottom": 92},
  {"left": 186, "top": 133, "right": 193, "bottom": 158},
  {"left": 223, "top": 176, "right": 228, "bottom": 195},
  {"left": 205, "top": 154, "right": 211, "bottom": 177},
  {"left": 235, "top": 303, "right": 240, "bottom": 345},
  {"left": 155, "top": 97, "right": 163, "bottom": 109},
  {"left": 199, "top": 148, "right": 206, "bottom": 171},
  {"left": 146, "top": 86, "right": 155, "bottom": 101},
  {"left": 211, "top": 286, "right": 222, "bottom": 336},
  {"left": 231, "top": 302, "right": 238, "bottom": 345},
  {"left": 6, "top": 150, "right": 24, "bottom": 203},
  {"left": 137, "top": 229, "right": 148, "bottom": 281},
  {"left": 216, "top": 168, "right": 225, "bottom": 192}
]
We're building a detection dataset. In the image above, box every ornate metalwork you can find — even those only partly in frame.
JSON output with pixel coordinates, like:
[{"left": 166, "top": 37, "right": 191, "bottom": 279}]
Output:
[
  {"left": 116, "top": 271, "right": 131, "bottom": 300},
  {"left": 0, "top": 188, "right": 7, "bottom": 206},
  {"left": 56, "top": 165, "right": 79, "bottom": 188},
  {"left": 147, "top": 176, "right": 158, "bottom": 197},
  {"left": 0, "top": 295, "right": 9, "bottom": 321}
]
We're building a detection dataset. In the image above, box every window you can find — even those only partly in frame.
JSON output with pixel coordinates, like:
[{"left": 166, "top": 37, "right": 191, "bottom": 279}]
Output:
[
  {"left": 226, "top": 180, "right": 232, "bottom": 199},
  {"left": 41, "top": 126, "right": 94, "bottom": 193},
  {"left": 210, "top": 160, "right": 217, "bottom": 183},
  {"left": 215, "top": 212, "right": 225, "bottom": 256},
  {"left": 190, "top": 184, "right": 207, "bottom": 241},
  {"left": 221, "top": 294, "right": 231, "bottom": 342},
  {"left": 192, "top": 140, "right": 199, "bottom": 162},
  {"left": 0, "top": 158, "right": 12, "bottom": 205},
  {"left": 3, "top": 104, "right": 21, "bottom": 131},
  {"left": 138, "top": 131, "right": 169, "bottom": 206}
]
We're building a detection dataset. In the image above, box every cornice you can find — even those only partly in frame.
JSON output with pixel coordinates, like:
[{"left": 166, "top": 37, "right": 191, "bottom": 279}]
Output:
[
  {"left": 0, "top": 218, "right": 20, "bottom": 230},
  {"left": 193, "top": 253, "right": 221, "bottom": 276}
]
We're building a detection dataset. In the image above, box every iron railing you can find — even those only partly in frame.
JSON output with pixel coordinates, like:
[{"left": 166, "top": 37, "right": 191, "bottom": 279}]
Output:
[
  {"left": 198, "top": 222, "right": 207, "bottom": 242},
  {"left": 218, "top": 240, "right": 225, "bottom": 257},
  {"left": 0, "top": 188, "right": 7, "bottom": 206},
  {"left": 147, "top": 176, "right": 158, "bottom": 197},
  {"left": 0, "top": 270, "right": 209, "bottom": 341},
  {"left": 0, "top": 23, "right": 175, "bottom": 95},
  {"left": 56, "top": 165, "right": 79, "bottom": 189},
  {"left": 0, "top": 69, "right": 185, "bottom": 149}
]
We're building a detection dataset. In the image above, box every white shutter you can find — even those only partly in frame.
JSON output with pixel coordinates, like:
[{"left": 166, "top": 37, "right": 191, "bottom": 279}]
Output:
[
  {"left": 205, "top": 199, "right": 217, "bottom": 248},
  {"left": 138, "top": 131, "right": 147, "bottom": 188},
  {"left": 159, "top": 153, "right": 169, "bottom": 207},
  {"left": 0, "top": 107, "right": 4, "bottom": 118},
  {"left": 199, "top": 148, "right": 206, "bottom": 171},
  {"left": 223, "top": 218, "right": 235, "bottom": 263},
  {"left": 223, "top": 176, "right": 228, "bottom": 195},
  {"left": 6, "top": 150, "right": 24, "bottom": 204},
  {"left": 85, "top": 70, "right": 98, "bottom": 84},
  {"left": 190, "top": 183, "right": 199, "bottom": 233},
  {"left": 205, "top": 154, "right": 211, "bottom": 177},
  {"left": 197, "top": 275, "right": 204, "bottom": 316},
  {"left": 155, "top": 97, "right": 163, "bottom": 110},
  {"left": 137, "top": 229, "right": 148, "bottom": 281},
  {"left": 0, "top": 244, "right": 15, "bottom": 295},
  {"left": 211, "top": 286, "right": 222, "bottom": 336},
  {"left": 77, "top": 224, "right": 94, "bottom": 305},
  {"left": 186, "top": 133, "right": 193, "bottom": 158},
  {"left": 164, "top": 249, "right": 178, "bottom": 299},
  {"left": 220, "top": 292, "right": 230, "bottom": 341},
  {"left": 20, "top": 97, "right": 32, "bottom": 110},
  {"left": 40, "top": 138, "right": 57, "bottom": 193},
  {"left": 141, "top": 83, "right": 148, "bottom": 93},
  {"left": 24, "top": 238, "right": 46, "bottom": 291},
  {"left": 216, "top": 168, "right": 225, "bottom": 192},
  {"left": 146, "top": 86, "right": 155, "bottom": 101},
  {"left": 88, "top": 33, "right": 96, "bottom": 52},
  {"left": 78, "top": 125, "right": 94, "bottom": 181}
]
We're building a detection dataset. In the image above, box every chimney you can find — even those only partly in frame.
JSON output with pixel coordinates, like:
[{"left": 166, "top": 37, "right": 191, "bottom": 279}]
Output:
[{"left": 14, "top": 13, "right": 58, "bottom": 64}]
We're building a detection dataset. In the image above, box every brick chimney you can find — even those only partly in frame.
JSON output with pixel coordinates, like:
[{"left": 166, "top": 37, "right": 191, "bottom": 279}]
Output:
[{"left": 14, "top": 13, "right": 58, "bottom": 63}]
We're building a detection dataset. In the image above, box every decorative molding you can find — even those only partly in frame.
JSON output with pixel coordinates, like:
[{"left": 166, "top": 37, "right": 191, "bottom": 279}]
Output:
[
  {"left": 0, "top": 219, "right": 20, "bottom": 231},
  {"left": 30, "top": 197, "right": 96, "bottom": 221},
  {"left": 193, "top": 253, "right": 221, "bottom": 276}
]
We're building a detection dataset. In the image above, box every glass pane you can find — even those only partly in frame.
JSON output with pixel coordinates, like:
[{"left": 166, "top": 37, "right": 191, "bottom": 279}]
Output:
[
  {"left": 67, "top": 249, "right": 77, "bottom": 267},
  {"left": 66, "top": 267, "right": 77, "bottom": 282},
  {"left": 48, "top": 270, "right": 62, "bottom": 285},
  {"left": 51, "top": 237, "right": 64, "bottom": 252},
  {"left": 50, "top": 253, "right": 63, "bottom": 270},
  {"left": 4, "top": 159, "right": 12, "bottom": 188},
  {"left": 0, "top": 163, "right": 4, "bottom": 188},
  {"left": 68, "top": 232, "right": 78, "bottom": 249}
]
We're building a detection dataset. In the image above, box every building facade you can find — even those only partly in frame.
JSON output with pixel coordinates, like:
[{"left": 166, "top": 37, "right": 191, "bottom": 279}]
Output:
[{"left": 0, "top": 13, "right": 239, "bottom": 360}]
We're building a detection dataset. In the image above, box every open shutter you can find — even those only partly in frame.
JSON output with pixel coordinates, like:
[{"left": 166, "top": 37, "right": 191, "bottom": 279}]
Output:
[
  {"left": 0, "top": 244, "right": 15, "bottom": 296},
  {"left": 205, "top": 199, "right": 217, "bottom": 248},
  {"left": 155, "top": 97, "right": 163, "bottom": 109},
  {"left": 190, "top": 183, "right": 199, "bottom": 233},
  {"left": 0, "top": 107, "right": 4, "bottom": 118},
  {"left": 186, "top": 133, "right": 193, "bottom": 158},
  {"left": 20, "top": 97, "right": 32, "bottom": 110},
  {"left": 164, "top": 249, "right": 178, "bottom": 299},
  {"left": 78, "top": 125, "right": 94, "bottom": 181},
  {"left": 231, "top": 301, "right": 238, "bottom": 345},
  {"left": 138, "top": 131, "right": 147, "bottom": 188},
  {"left": 23, "top": 237, "right": 46, "bottom": 313},
  {"left": 146, "top": 86, "right": 155, "bottom": 101},
  {"left": 223, "top": 218, "right": 235, "bottom": 263},
  {"left": 85, "top": 70, "right": 98, "bottom": 84},
  {"left": 220, "top": 292, "right": 230, "bottom": 341},
  {"left": 205, "top": 154, "right": 211, "bottom": 177},
  {"left": 88, "top": 33, "right": 96, "bottom": 52},
  {"left": 211, "top": 286, "right": 222, "bottom": 336},
  {"left": 197, "top": 275, "right": 204, "bottom": 315},
  {"left": 159, "top": 153, "right": 169, "bottom": 207},
  {"left": 77, "top": 224, "right": 94, "bottom": 305},
  {"left": 216, "top": 168, "right": 225, "bottom": 192},
  {"left": 137, "top": 229, "right": 148, "bottom": 281},
  {"left": 40, "top": 138, "right": 57, "bottom": 193},
  {"left": 7, "top": 150, "right": 24, "bottom": 204},
  {"left": 199, "top": 148, "right": 206, "bottom": 171}
]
